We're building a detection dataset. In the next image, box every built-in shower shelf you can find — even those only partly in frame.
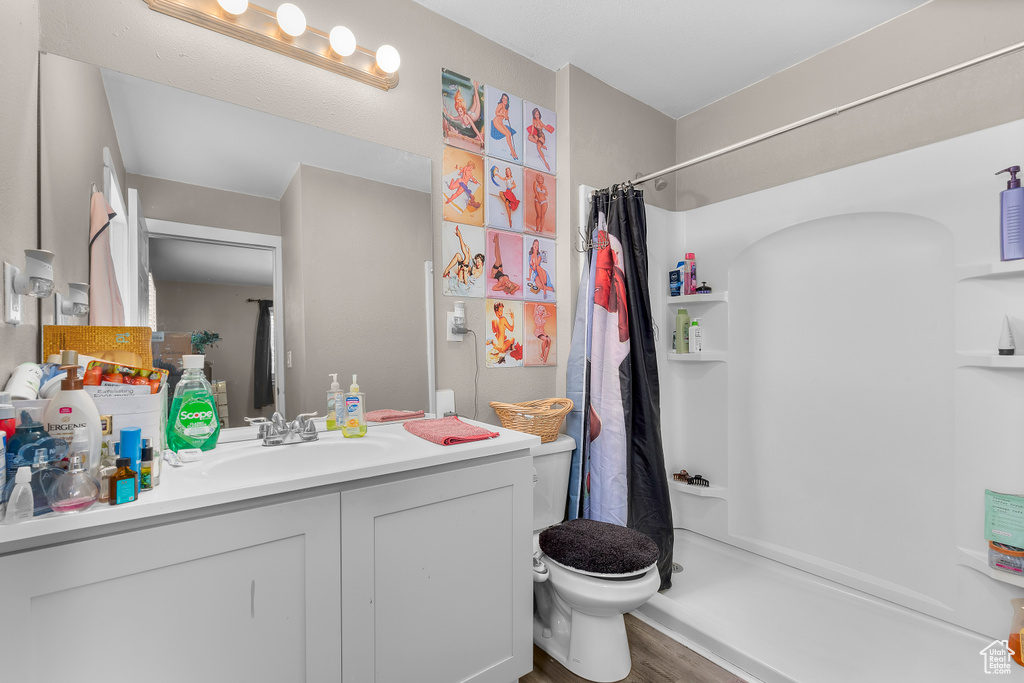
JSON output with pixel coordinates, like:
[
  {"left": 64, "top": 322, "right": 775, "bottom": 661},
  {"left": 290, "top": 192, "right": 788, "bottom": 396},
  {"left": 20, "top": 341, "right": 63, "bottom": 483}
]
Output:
[
  {"left": 955, "top": 353, "right": 1024, "bottom": 369},
  {"left": 669, "top": 291, "right": 729, "bottom": 305},
  {"left": 668, "top": 351, "right": 727, "bottom": 362},
  {"left": 956, "top": 546, "right": 1024, "bottom": 588},
  {"left": 669, "top": 481, "right": 729, "bottom": 500},
  {"left": 956, "top": 261, "right": 1024, "bottom": 281}
]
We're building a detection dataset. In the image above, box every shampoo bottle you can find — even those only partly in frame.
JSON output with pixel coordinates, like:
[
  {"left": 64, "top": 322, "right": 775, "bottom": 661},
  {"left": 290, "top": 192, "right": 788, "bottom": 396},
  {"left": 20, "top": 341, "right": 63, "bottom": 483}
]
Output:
[
  {"left": 326, "top": 374, "right": 341, "bottom": 431},
  {"left": 675, "top": 309, "right": 690, "bottom": 354},
  {"left": 342, "top": 375, "right": 367, "bottom": 438},
  {"left": 42, "top": 350, "right": 101, "bottom": 476},
  {"left": 999, "top": 166, "right": 1023, "bottom": 261},
  {"left": 690, "top": 318, "right": 703, "bottom": 353}
]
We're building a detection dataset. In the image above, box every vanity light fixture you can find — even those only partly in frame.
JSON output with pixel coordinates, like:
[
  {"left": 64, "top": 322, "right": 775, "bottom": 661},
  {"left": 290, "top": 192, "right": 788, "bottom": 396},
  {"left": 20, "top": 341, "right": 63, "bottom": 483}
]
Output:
[
  {"left": 54, "top": 283, "right": 91, "bottom": 325},
  {"left": 4, "top": 249, "right": 56, "bottom": 325},
  {"left": 143, "top": 0, "right": 400, "bottom": 90}
]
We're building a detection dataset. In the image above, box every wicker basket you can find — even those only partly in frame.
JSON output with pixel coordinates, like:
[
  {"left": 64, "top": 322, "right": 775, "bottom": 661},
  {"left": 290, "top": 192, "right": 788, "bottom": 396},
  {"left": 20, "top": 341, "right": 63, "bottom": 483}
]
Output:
[{"left": 489, "top": 398, "right": 573, "bottom": 443}]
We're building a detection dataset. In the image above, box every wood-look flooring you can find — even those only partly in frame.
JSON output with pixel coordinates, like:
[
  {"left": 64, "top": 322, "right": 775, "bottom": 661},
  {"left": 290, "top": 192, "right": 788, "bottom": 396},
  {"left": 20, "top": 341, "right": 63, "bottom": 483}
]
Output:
[{"left": 522, "top": 614, "right": 746, "bottom": 683}]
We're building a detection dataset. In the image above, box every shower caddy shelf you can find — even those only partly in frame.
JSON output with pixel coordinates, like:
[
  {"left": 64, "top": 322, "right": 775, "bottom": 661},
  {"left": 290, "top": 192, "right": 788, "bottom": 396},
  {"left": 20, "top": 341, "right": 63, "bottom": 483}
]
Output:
[
  {"left": 955, "top": 260, "right": 1024, "bottom": 281},
  {"left": 668, "top": 480, "right": 729, "bottom": 500},
  {"left": 956, "top": 546, "right": 1024, "bottom": 589},
  {"left": 955, "top": 353, "right": 1024, "bottom": 368},
  {"left": 668, "top": 291, "right": 729, "bottom": 360},
  {"left": 954, "top": 262, "right": 1024, "bottom": 369}
]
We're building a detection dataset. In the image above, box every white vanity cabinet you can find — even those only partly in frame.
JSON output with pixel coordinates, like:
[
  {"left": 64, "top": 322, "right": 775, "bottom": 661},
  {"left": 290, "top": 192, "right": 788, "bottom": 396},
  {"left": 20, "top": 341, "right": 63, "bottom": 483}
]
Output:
[
  {"left": 0, "top": 494, "right": 343, "bottom": 682},
  {"left": 0, "top": 427, "right": 537, "bottom": 683},
  {"left": 341, "top": 456, "right": 534, "bottom": 683}
]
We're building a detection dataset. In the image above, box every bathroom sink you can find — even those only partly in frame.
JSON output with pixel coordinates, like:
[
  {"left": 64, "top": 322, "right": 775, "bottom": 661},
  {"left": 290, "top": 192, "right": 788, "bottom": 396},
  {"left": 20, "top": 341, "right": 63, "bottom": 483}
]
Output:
[{"left": 180, "top": 428, "right": 411, "bottom": 482}]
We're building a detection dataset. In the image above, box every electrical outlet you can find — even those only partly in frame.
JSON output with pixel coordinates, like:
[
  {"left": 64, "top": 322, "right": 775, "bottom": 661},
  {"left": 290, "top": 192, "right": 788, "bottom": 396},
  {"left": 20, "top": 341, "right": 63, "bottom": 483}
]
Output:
[
  {"left": 286, "top": 350, "right": 293, "bottom": 368},
  {"left": 446, "top": 312, "right": 465, "bottom": 342}
]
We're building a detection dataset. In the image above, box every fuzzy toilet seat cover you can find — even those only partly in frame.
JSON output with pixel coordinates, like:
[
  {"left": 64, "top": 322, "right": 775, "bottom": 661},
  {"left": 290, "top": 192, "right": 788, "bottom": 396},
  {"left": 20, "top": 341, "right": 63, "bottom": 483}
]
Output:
[{"left": 539, "top": 518, "right": 659, "bottom": 575}]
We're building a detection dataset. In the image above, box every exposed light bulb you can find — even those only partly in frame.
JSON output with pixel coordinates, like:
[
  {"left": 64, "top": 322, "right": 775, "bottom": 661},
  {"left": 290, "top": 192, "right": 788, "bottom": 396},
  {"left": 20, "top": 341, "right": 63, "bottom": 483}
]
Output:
[
  {"left": 276, "top": 3, "right": 306, "bottom": 37},
  {"left": 329, "top": 26, "right": 356, "bottom": 57},
  {"left": 375, "top": 44, "right": 400, "bottom": 74},
  {"left": 217, "top": 0, "right": 248, "bottom": 15}
]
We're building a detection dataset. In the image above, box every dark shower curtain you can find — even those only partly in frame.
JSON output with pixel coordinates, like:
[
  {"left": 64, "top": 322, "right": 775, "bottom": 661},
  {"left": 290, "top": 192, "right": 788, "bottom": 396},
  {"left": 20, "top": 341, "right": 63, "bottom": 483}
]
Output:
[
  {"left": 253, "top": 299, "right": 275, "bottom": 410},
  {"left": 568, "top": 184, "right": 674, "bottom": 589}
]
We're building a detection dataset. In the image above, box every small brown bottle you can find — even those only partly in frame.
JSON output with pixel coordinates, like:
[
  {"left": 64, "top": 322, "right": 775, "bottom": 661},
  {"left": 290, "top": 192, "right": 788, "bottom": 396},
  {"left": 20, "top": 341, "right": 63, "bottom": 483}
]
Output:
[{"left": 109, "top": 457, "right": 137, "bottom": 506}]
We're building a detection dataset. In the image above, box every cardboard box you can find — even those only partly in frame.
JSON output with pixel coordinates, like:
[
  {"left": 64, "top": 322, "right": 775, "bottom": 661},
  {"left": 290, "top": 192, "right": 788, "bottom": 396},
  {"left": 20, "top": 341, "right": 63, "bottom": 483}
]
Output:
[{"left": 151, "top": 331, "right": 193, "bottom": 371}]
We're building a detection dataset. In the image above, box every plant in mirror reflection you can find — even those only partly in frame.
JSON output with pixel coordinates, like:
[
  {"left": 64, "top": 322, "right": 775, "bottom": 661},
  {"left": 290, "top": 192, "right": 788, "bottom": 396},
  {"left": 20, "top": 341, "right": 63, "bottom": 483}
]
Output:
[{"left": 191, "top": 330, "right": 221, "bottom": 355}]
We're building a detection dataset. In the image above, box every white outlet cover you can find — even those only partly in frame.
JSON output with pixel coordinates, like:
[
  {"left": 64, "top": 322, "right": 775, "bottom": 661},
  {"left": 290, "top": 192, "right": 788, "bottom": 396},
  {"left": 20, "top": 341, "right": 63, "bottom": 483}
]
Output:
[
  {"left": 446, "top": 311, "right": 464, "bottom": 342},
  {"left": 4, "top": 262, "right": 23, "bottom": 325}
]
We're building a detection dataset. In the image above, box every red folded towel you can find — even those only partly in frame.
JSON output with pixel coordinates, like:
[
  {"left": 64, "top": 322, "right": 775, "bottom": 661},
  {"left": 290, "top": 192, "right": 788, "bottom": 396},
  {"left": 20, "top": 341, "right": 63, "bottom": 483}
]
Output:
[
  {"left": 365, "top": 409, "right": 426, "bottom": 422},
  {"left": 403, "top": 415, "right": 499, "bottom": 446}
]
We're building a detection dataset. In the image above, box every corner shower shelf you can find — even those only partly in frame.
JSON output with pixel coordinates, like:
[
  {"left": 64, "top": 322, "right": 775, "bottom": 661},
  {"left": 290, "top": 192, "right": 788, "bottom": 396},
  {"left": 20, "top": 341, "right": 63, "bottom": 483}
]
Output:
[
  {"left": 955, "top": 353, "right": 1024, "bottom": 369},
  {"left": 669, "top": 480, "right": 729, "bottom": 500},
  {"left": 956, "top": 546, "right": 1024, "bottom": 588},
  {"left": 669, "top": 291, "right": 729, "bottom": 305},
  {"left": 668, "top": 351, "right": 727, "bottom": 362},
  {"left": 956, "top": 261, "right": 1024, "bottom": 281}
]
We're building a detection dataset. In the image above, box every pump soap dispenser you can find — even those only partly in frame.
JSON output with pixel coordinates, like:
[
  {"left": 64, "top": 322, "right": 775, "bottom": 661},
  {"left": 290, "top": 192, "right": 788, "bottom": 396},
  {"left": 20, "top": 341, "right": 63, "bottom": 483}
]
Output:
[
  {"left": 998, "top": 166, "right": 1023, "bottom": 261},
  {"left": 341, "top": 375, "right": 366, "bottom": 438},
  {"left": 327, "top": 374, "right": 341, "bottom": 431}
]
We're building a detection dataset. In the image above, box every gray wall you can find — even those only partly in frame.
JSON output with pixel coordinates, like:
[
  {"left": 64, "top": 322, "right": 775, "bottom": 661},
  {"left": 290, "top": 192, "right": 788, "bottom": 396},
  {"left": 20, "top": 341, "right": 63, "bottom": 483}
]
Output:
[
  {"left": 0, "top": 0, "right": 39, "bottom": 387},
  {"left": 675, "top": 0, "right": 1024, "bottom": 209},
  {"left": 128, "top": 175, "right": 282, "bottom": 236},
  {"left": 282, "top": 164, "right": 432, "bottom": 416},
  {"left": 154, "top": 279, "right": 275, "bottom": 427}
]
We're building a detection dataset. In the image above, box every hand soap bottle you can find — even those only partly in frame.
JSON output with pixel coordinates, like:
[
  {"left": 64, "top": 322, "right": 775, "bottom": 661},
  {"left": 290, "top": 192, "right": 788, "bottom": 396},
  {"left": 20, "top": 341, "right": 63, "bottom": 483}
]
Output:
[
  {"left": 42, "top": 350, "right": 101, "bottom": 475},
  {"left": 998, "top": 166, "right": 1023, "bottom": 261},
  {"left": 326, "top": 374, "right": 341, "bottom": 431},
  {"left": 167, "top": 355, "right": 220, "bottom": 452},
  {"left": 342, "top": 375, "right": 366, "bottom": 438}
]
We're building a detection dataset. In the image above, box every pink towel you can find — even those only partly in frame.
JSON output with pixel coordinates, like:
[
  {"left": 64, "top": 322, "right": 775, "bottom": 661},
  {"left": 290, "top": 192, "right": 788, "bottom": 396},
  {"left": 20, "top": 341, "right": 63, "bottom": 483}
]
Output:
[
  {"left": 366, "top": 409, "right": 426, "bottom": 423},
  {"left": 403, "top": 415, "right": 499, "bottom": 446},
  {"left": 88, "top": 191, "right": 125, "bottom": 326}
]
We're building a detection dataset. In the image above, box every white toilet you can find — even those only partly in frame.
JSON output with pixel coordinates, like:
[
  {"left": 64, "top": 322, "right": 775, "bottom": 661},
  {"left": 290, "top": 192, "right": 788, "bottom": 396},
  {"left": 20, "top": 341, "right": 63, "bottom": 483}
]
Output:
[{"left": 531, "top": 435, "right": 662, "bottom": 683}]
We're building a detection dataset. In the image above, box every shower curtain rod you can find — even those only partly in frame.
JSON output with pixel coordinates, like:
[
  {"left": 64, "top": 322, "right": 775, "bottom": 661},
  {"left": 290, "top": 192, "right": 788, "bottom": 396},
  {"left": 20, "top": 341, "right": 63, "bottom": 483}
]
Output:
[{"left": 631, "top": 38, "right": 1024, "bottom": 188}]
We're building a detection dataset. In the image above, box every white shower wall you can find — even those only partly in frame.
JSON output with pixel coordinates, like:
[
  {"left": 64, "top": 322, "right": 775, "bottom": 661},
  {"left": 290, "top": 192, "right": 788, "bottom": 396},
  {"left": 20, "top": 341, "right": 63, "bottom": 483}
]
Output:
[{"left": 650, "top": 117, "right": 1024, "bottom": 639}]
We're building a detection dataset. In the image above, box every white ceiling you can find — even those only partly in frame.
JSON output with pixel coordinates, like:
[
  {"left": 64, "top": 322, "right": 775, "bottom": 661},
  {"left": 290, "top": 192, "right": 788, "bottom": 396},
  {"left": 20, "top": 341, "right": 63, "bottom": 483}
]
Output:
[
  {"left": 412, "top": 0, "right": 929, "bottom": 118},
  {"left": 149, "top": 237, "right": 274, "bottom": 287}
]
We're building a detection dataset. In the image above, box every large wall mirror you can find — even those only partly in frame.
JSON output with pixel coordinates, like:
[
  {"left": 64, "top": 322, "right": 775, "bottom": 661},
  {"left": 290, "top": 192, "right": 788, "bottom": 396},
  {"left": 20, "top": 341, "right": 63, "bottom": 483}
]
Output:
[{"left": 35, "top": 53, "right": 433, "bottom": 428}]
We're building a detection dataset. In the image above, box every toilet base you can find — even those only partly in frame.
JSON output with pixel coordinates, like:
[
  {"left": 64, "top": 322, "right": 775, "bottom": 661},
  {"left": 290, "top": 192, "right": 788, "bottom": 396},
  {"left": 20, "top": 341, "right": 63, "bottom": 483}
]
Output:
[{"left": 533, "top": 607, "right": 632, "bottom": 682}]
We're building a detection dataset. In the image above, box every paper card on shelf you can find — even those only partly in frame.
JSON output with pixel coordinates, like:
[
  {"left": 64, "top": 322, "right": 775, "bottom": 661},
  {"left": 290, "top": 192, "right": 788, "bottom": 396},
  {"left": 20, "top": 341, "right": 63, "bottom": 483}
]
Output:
[{"left": 985, "top": 489, "right": 1024, "bottom": 548}]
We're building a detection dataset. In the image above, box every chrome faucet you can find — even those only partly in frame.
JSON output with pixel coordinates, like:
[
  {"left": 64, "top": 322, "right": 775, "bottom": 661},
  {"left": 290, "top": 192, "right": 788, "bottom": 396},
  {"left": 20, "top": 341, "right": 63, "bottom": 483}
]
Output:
[{"left": 245, "top": 412, "right": 319, "bottom": 446}]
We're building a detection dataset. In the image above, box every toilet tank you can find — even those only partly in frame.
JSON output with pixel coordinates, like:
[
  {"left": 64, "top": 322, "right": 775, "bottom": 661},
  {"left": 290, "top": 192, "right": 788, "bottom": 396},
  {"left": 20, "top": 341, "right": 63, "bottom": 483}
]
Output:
[{"left": 532, "top": 434, "right": 576, "bottom": 532}]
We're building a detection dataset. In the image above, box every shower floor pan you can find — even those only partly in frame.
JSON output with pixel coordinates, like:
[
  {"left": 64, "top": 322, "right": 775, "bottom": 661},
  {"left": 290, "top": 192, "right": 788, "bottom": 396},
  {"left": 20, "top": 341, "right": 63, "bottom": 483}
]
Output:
[{"left": 637, "top": 529, "right": 992, "bottom": 683}]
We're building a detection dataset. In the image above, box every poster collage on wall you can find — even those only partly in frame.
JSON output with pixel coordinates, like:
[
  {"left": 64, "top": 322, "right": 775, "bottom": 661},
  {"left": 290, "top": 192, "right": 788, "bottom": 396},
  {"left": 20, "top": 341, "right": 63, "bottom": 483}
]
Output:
[{"left": 441, "top": 68, "right": 557, "bottom": 368}]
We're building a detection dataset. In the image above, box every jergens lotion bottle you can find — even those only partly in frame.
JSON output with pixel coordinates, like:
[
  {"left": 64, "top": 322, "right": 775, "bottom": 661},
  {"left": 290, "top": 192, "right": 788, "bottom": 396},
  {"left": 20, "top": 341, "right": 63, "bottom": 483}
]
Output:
[{"left": 43, "top": 350, "right": 101, "bottom": 475}]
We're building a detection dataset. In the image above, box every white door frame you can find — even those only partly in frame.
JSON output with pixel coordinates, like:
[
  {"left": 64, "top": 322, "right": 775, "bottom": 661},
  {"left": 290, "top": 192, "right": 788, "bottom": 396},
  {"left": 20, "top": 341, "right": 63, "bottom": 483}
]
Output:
[{"left": 146, "top": 219, "right": 286, "bottom": 418}]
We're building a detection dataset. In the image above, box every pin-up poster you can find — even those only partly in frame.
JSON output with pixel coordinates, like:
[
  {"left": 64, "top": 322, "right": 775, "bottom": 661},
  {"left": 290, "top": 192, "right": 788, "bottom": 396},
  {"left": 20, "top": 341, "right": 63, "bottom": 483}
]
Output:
[
  {"left": 485, "top": 229, "right": 523, "bottom": 300},
  {"left": 485, "top": 158, "right": 523, "bottom": 232},
  {"left": 523, "top": 235, "right": 555, "bottom": 302},
  {"left": 484, "top": 85, "right": 523, "bottom": 165},
  {"left": 442, "top": 147, "right": 485, "bottom": 226},
  {"left": 523, "top": 101, "right": 556, "bottom": 173},
  {"left": 523, "top": 169, "right": 555, "bottom": 236},
  {"left": 442, "top": 69, "right": 485, "bottom": 153},
  {"left": 441, "top": 222, "right": 486, "bottom": 298},
  {"left": 524, "top": 302, "right": 556, "bottom": 366},
  {"left": 486, "top": 298, "right": 523, "bottom": 368}
]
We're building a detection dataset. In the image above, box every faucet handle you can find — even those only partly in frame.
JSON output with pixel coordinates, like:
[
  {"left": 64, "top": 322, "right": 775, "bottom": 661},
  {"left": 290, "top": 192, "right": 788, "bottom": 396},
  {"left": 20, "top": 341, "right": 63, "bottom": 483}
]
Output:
[
  {"left": 271, "top": 412, "right": 288, "bottom": 429},
  {"left": 296, "top": 412, "right": 319, "bottom": 442}
]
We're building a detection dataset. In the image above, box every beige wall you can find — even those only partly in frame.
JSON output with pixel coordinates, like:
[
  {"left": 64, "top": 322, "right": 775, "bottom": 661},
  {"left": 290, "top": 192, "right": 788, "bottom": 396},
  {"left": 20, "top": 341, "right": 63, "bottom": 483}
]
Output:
[
  {"left": 128, "top": 175, "right": 282, "bottom": 236},
  {"left": 35, "top": 0, "right": 559, "bottom": 424},
  {"left": 282, "top": 164, "right": 432, "bottom": 416},
  {"left": 154, "top": 279, "right": 275, "bottom": 427},
  {"left": 675, "top": 0, "right": 1024, "bottom": 210},
  {"left": 37, "top": 53, "right": 127, "bottom": 331},
  {"left": 0, "top": 0, "right": 39, "bottom": 387},
  {"left": 554, "top": 65, "right": 677, "bottom": 394}
]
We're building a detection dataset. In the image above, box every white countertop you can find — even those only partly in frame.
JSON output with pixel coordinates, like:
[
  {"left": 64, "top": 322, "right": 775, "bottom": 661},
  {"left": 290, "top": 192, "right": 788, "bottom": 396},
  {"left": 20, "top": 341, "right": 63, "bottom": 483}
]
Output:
[{"left": 0, "top": 419, "right": 540, "bottom": 553}]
